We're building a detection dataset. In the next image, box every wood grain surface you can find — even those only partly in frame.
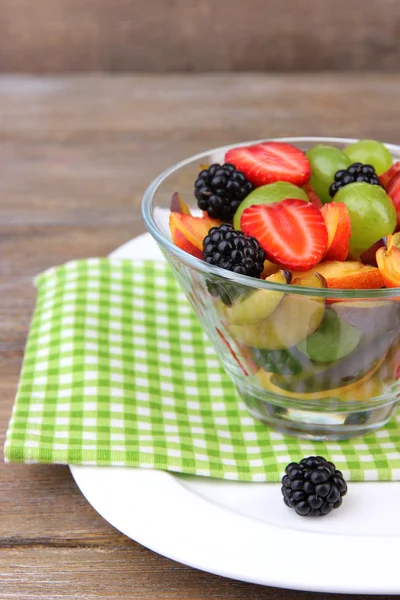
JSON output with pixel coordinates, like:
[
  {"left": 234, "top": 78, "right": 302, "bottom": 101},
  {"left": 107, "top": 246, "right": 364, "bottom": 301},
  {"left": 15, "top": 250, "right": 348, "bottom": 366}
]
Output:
[
  {"left": 0, "top": 0, "right": 400, "bottom": 73},
  {"left": 1, "top": 73, "right": 400, "bottom": 599}
]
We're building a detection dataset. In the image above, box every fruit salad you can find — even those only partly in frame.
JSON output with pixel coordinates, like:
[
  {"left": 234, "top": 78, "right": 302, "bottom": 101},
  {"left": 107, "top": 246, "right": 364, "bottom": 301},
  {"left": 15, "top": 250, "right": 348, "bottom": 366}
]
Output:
[{"left": 167, "top": 139, "right": 400, "bottom": 431}]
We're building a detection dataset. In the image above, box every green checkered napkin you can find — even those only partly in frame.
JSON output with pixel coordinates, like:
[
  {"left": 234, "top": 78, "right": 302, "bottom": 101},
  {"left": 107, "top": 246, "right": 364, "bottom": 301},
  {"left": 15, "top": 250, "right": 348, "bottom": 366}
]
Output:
[{"left": 5, "top": 258, "right": 400, "bottom": 482}]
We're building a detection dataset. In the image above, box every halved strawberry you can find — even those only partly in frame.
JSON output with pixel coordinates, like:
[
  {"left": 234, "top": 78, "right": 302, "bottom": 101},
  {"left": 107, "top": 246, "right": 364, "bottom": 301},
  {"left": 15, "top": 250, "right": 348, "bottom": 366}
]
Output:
[
  {"left": 386, "top": 171, "right": 400, "bottom": 229},
  {"left": 303, "top": 182, "right": 323, "bottom": 209},
  {"left": 380, "top": 161, "right": 400, "bottom": 188},
  {"left": 241, "top": 199, "right": 327, "bottom": 271},
  {"left": 321, "top": 202, "right": 351, "bottom": 261},
  {"left": 225, "top": 142, "right": 311, "bottom": 187}
]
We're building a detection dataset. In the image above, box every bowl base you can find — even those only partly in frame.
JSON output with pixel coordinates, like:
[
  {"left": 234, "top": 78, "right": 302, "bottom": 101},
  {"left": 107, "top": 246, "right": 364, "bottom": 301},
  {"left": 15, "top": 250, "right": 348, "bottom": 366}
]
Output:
[{"left": 240, "top": 391, "right": 399, "bottom": 441}]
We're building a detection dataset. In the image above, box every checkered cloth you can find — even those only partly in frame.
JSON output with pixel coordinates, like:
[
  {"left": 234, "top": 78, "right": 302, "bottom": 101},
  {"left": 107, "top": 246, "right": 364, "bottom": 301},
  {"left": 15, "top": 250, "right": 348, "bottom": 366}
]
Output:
[{"left": 4, "top": 258, "right": 400, "bottom": 482}]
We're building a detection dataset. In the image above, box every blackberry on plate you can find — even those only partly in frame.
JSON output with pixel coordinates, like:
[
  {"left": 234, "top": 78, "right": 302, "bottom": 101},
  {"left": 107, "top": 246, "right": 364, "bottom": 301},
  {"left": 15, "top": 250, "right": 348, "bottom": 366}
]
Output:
[
  {"left": 281, "top": 456, "right": 347, "bottom": 517},
  {"left": 329, "top": 163, "right": 381, "bottom": 197},
  {"left": 195, "top": 163, "right": 254, "bottom": 221}
]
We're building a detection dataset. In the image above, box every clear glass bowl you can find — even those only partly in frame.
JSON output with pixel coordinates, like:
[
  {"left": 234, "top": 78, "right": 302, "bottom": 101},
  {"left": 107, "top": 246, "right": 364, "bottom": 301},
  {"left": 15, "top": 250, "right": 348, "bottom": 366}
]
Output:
[{"left": 142, "top": 137, "right": 400, "bottom": 440}]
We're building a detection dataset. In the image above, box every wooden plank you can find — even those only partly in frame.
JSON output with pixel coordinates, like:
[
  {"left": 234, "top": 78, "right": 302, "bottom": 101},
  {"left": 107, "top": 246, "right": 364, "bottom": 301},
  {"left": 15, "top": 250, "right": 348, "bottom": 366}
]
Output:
[
  {"left": 0, "top": 0, "right": 399, "bottom": 73},
  {"left": 1, "top": 547, "right": 393, "bottom": 600}
]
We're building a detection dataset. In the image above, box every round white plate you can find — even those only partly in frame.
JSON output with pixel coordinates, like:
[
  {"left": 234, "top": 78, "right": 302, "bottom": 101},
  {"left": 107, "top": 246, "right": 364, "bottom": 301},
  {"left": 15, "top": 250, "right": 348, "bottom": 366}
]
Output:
[{"left": 71, "top": 233, "right": 400, "bottom": 595}]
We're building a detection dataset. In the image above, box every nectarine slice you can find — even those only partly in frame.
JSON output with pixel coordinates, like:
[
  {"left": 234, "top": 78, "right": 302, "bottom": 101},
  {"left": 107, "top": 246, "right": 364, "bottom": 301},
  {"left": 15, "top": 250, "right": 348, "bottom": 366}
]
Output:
[
  {"left": 170, "top": 191, "right": 192, "bottom": 215},
  {"left": 292, "top": 261, "right": 384, "bottom": 290},
  {"left": 380, "top": 161, "right": 400, "bottom": 187},
  {"left": 218, "top": 270, "right": 291, "bottom": 326},
  {"left": 303, "top": 182, "right": 323, "bottom": 209},
  {"left": 376, "top": 243, "right": 400, "bottom": 288},
  {"left": 321, "top": 202, "right": 351, "bottom": 261},
  {"left": 169, "top": 220, "right": 203, "bottom": 259},
  {"left": 169, "top": 212, "right": 221, "bottom": 252}
]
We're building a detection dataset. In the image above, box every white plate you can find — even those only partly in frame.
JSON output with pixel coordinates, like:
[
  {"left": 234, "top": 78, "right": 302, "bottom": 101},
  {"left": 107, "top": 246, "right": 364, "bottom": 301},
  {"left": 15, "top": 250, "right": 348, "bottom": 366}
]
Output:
[{"left": 71, "top": 233, "right": 400, "bottom": 595}]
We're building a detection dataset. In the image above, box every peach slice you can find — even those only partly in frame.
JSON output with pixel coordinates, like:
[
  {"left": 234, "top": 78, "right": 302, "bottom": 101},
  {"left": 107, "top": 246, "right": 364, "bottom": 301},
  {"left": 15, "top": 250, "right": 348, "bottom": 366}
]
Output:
[
  {"left": 386, "top": 232, "right": 400, "bottom": 251},
  {"left": 376, "top": 237, "right": 400, "bottom": 288},
  {"left": 218, "top": 270, "right": 291, "bottom": 326},
  {"left": 169, "top": 221, "right": 203, "bottom": 259},
  {"left": 303, "top": 181, "right": 323, "bottom": 209},
  {"left": 292, "top": 271, "right": 328, "bottom": 288},
  {"left": 292, "top": 261, "right": 384, "bottom": 290},
  {"left": 386, "top": 171, "right": 400, "bottom": 229},
  {"left": 169, "top": 212, "right": 221, "bottom": 252},
  {"left": 170, "top": 191, "right": 192, "bottom": 215},
  {"left": 380, "top": 161, "right": 400, "bottom": 187},
  {"left": 321, "top": 202, "right": 351, "bottom": 261}
]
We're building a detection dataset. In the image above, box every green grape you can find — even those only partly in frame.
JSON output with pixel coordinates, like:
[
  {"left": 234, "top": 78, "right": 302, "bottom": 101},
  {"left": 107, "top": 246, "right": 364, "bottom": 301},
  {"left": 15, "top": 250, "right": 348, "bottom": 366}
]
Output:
[
  {"left": 233, "top": 181, "right": 308, "bottom": 231},
  {"left": 343, "top": 140, "right": 392, "bottom": 175},
  {"left": 297, "top": 309, "right": 362, "bottom": 363},
  {"left": 306, "top": 145, "right": 351, "bottom": 204},
  {"left": 333, "top": 182, "right": 396, "bottom": 257}
]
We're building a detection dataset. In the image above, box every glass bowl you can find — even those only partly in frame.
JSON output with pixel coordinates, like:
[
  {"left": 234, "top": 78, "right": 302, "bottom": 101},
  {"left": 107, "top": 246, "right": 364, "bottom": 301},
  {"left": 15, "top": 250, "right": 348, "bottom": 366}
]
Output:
[{"left": 142, "top": 137, "right": 400, "bottom": 440}]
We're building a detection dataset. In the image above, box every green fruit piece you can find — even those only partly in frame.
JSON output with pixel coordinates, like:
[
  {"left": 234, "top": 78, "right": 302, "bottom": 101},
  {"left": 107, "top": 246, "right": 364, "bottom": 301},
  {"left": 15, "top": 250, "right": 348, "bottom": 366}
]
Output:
[
  {"left": 306, "top": 145, "right": 351, "bottom": 204},
  {"left": 227, "top": 294, "right": 324, "bottom": 350},
  {"left": 233, "top": 181, "right": 308, "bottom": 230},
  {"left": 217, "top": 271, "right": 291, "bottom": 326},
  {"left": 343, "top": 139, "right": 393, "bottom": 175},
  {"left": 333, "top": 182, "right": 396, "bottom": 257},
  {"left": 297, "top": 309, "right": 362, "bottom": 363}
]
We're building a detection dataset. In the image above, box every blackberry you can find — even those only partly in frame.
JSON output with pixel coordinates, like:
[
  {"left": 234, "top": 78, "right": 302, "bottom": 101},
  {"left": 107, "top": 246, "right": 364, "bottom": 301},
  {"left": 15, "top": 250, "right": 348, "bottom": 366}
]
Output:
[
  {"left": 195, "top": 163, "right": 254, "bottom": 221},
  {"left": 329, "top": 163, "right": 382, "bottom": 197},
  {"left": 203, "top": 224, "right": 265, "bottom": 277},
  {"left": 281, "top": 456, "right": 347, "bottom": 517},
  {"left": 203, "top": 224, "right": 265, "bottom": 305}
]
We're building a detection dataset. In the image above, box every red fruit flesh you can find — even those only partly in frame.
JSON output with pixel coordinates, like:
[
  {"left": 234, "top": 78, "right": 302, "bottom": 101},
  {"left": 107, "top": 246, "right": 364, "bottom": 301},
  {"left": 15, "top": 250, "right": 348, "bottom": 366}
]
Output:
[
  {"left": 225, "top": 142, "right": 311, "bottom": 187},
  {"left": 386, "top": 171, "right": 400, "bottom": 229},
  {"left": 380, "top": 161, "right": 400, "bottom": 187},
  {"left": 241, "top": 198, "right": 328, "bottom": 271},
  {"left": 321, "top": 202, "right": 351, "bottom": 261},
  {"left": 303, "top": 182, "right": 323, "bottom": 209}
]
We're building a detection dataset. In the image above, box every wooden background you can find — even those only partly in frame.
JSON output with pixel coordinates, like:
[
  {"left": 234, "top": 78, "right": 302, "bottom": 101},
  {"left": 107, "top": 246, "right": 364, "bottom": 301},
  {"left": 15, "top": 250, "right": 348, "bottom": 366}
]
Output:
[
  {"left": 1, "top": 73, "right": 400, "bottom": 599},
  {"left": 0, "top": 0, "right": 400, "bottom": 73}
]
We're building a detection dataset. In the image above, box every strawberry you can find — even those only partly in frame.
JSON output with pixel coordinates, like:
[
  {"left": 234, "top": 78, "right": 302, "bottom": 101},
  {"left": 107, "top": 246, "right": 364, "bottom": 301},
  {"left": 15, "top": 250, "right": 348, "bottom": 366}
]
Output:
[
  {"left": 240, "top": 198, "right": 327, "bottom": 271},
  {"left": 303, "top": 182, "right": 323, "bottom": 209},
  {"left": 386, "top": 171, "right": 400, "bottom": 229},
  {"left": 380, "top": 161, "right": 400, "bottom": 188},
  {"left": 321, "top": 202, "right": 351, "bottom": 262},
  {"left": 225, "top": 142, "right": 311, "bottom": 187}
]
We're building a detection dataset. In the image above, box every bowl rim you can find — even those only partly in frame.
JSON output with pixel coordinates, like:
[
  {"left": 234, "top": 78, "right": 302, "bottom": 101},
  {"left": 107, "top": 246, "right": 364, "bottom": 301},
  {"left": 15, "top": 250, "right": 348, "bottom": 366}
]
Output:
[{"left": 142, "top": 136, "right": 400, "bottom": 299}]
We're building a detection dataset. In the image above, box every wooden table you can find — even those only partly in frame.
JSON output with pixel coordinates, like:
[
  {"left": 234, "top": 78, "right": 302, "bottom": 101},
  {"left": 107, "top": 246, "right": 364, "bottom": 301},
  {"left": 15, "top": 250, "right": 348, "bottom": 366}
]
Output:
[{"left": 1, "top": 74, "right": 400, "bottom": 599}]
